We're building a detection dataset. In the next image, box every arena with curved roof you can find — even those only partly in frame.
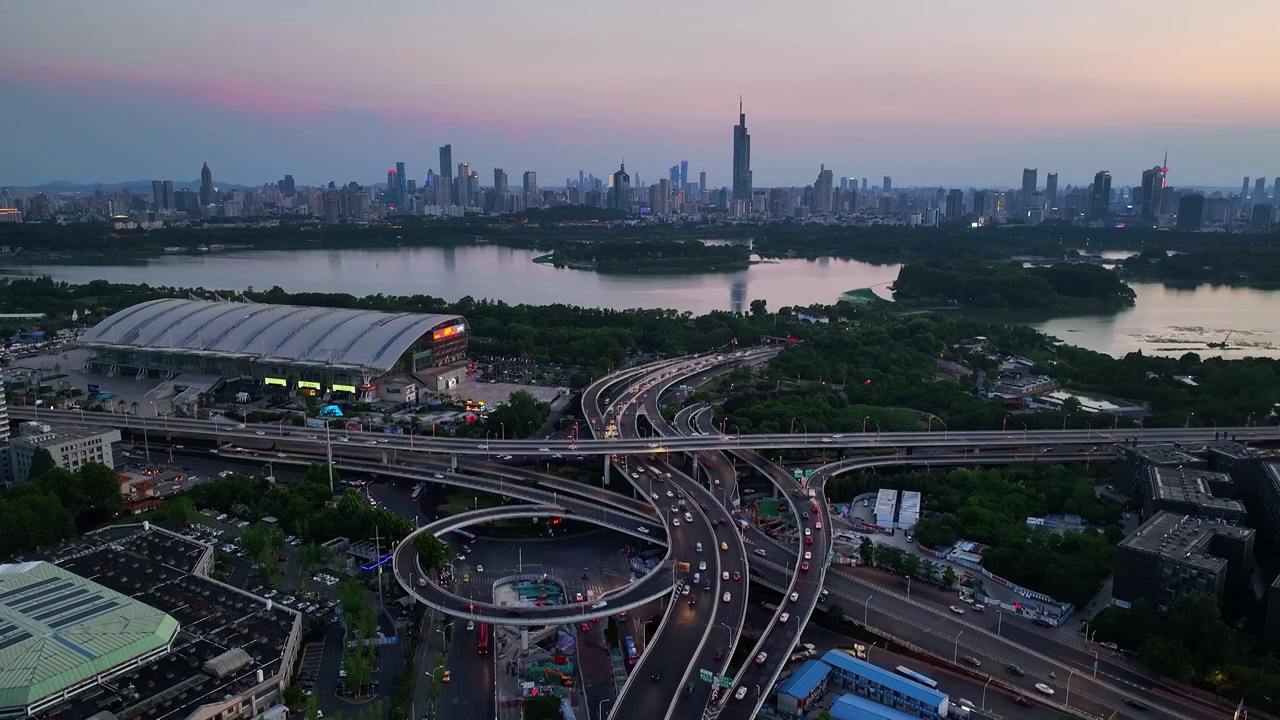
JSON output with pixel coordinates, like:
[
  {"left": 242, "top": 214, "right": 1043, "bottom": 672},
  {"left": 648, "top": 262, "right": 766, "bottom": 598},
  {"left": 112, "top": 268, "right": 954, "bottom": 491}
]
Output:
[{"left": 80, "top": 298, "right": 468, "bottom": 398}]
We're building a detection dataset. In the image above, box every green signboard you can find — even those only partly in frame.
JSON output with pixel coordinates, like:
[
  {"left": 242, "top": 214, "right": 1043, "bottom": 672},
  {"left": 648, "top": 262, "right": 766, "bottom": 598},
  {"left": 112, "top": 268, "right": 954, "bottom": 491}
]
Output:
[
  {"left": 718, "top": 676, "right": 733, "bottom": 689},
  {"left": 699, "top": 669, "right": 713, "bottom": 683}
]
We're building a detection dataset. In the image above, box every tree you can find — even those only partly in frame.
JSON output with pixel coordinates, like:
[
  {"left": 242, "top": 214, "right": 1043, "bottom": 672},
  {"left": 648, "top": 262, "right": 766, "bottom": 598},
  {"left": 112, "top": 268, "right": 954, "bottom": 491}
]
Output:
[
  {"left": 159, "top": 496, "right": 198, "bottom": 526},
  {"left": 78, "top": 462, "right": 122, "bottom": 510},
  {"left": 281, "top": 683, "right": 304, "bottom": 707},
  {"left": 302, "top": 462, "right": 335, "bottom": 489},
  {"left": 415, "top": 532, "right": 449, "bottom": 572},
  {"left": 522, "top": 695, "right": 565, "bottom": 720},
  {"left": 858, "top": 536, "right": 874, "bottom": 566},
  {"left": 828, "top": 603, "right": 844, "bottom": 623},
  {"left": 26, "top": 448, "right": 57, "bottom": 482},
  {"left": 941, "top": 566, "right": 958, "bottom": 590},
  {"left": 343, "top": 651, "right": 374, "bottom": 697},
  {"left": 749, "top": 299, "right": 768, "bottom": 317}
]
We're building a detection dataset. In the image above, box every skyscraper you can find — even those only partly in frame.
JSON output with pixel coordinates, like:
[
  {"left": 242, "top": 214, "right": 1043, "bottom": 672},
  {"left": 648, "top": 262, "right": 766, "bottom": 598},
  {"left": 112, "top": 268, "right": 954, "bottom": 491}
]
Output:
[
  {"left": 609, "top": 162, "right": 630, "bottom": 212},
  {"left": 396, "top": 162, "right": 407, "bottom": 194},
  {"left": 1275, "top": 177, "right": 1280, "bottom": 201},
  {"left": 523, "top": 171, "right": 537, "bottom": 194},
  {"left": 152, "top": 180, "right": 165, "bottom": 210},
  {"left": 882, "top": 176, "right": 892, "bottom": 193},
  {"left": 281, "top": 175, "right": 295, "bottom": 198},
  {"left": 972, "top": 190, "right": 989, "bottom": 217},
  {"left": 1020, "top": 168, "right": 1037, "bottom": 211},
  {"left": 1176, "top": 193, "right": 1205, "bottom": 231},
  {"left": 679, "top": 161, "right": 688, "bottom": 191},
  {"left": 1255, "top": 177, "right": 1266, "bottom": 201},
  {"left": 699, "top": 171, "right": 707, "bottom": 196},
  {"left": 657, "top": 178, "right": 672, "bottom": 215},
  {"left": 732, "top": 99, "right": 752, "bottom": 201},
  {"left": 1090, "top": 171, "right": 1112, "bottom": 220},
  {"left": 1140, "top": 166, "right": 1165, "bottom": 221},
  {"left": 1242, "top": 177, "right": 1251, "bottom": 198},
  {"left": 439, "top": 145, "right": 453, "bottom": 179},
  {"left": 199, "top": 162, "right": 213, "bottom": 206},
  {"left": 493, "top": 168, "right": 508, "bottom": 195},
  {"left": 669, "top": 164, "right": 680, "bottom": 188},
  {"left": 1045, "top": 173, "right": 1058, "bottom": 210},
  {"left": 813, "top": 165, "right": 833, "bottom": 212},
  {"left": 945, "top": 189, "right": 965, "bottom": 220}
]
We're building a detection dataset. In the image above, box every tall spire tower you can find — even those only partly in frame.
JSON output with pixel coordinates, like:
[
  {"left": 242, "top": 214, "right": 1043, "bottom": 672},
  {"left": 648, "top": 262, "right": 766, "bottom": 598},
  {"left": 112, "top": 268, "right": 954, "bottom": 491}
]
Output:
[{"left": 731, "top": 97, "right": 752, "bottom": 202}]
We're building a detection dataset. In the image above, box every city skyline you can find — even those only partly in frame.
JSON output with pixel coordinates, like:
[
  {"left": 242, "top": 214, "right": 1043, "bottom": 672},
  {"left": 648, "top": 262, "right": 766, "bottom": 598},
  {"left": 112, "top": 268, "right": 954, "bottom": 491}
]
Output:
[{"left": 2, "top": 0, "right": 1279, "bottom": 188}]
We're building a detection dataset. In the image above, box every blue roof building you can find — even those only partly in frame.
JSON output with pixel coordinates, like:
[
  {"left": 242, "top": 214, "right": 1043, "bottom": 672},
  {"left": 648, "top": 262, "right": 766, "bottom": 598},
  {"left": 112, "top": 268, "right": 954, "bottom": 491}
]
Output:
[
  {"left": 820, "top": 650, "right": 949, "bottom": 718},
  {"left": 829, "top": 693, "right": 927, "bottom": 720},
  {"left": 776, "top": 659, "right": 830, "bottom": 716}
]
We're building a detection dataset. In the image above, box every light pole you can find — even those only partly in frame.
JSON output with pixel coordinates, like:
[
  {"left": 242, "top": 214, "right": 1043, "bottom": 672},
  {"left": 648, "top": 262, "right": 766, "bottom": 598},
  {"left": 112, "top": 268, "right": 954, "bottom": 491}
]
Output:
[
  {"left": 996, "top": 610, "right": 1003, "bottom": 637},
  {"left": 598, "top": 698, "right": 612, "bottom": 720},
  {"left": 981, "top": 677, "right": 993, "bottom": 709},
  {"left": 953, "top": 630, "right": 964, "bottom": 663},
  {"left": 1065, "top": 668, "right": 1076, "bottom": 706},
  {"left": 1184, "top": 412, "right": 1195, "bottom": 428},
  {"left": 141, "top": 415, "right": 151, "bottom": 463},
  {"left": 500, "top": 422, "right": 505, "bottom": 441},
  {"left": 904, "top": 575, "right": 912, "bottom": 599},
  {"left": 863, "top": 594, "right": 873, "bottom": 626}
]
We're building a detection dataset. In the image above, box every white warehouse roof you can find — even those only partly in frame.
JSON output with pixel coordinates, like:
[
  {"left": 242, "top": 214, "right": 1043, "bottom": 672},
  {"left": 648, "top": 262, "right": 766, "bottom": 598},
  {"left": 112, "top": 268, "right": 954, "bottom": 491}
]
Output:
[{"left": 81, "top": 299, "right": 465, "bottom": 373}]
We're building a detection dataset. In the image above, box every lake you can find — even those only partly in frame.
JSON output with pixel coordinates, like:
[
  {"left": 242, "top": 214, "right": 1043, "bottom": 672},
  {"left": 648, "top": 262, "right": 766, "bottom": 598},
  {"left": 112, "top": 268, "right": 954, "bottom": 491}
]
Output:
[{"left": 4, "top": 245, "right": 1277, "bottom": 359}]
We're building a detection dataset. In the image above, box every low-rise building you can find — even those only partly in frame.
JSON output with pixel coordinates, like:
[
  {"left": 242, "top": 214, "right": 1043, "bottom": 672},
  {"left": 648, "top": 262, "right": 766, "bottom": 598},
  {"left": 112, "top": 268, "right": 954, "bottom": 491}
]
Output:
[
  {"left": 820, "top": 650, "right": 949, "bottom": 718},
  {"left": 1114, "top": 511, "right": 1255, "bottom": 614},
  {"left": 874, "top": 489, "right": 899, "bottom": 529},
  {"left": 1254, "top": 463, "right": 1280, "bottom": 543},
  {"left": 776, "top": 659, "right": 830, "bottom": 716},
  {"left": 898, "top": 491, "right": 921, "bottom": 530},
  {"left": 1141, "top": 466, "right": 1246, "bottom": 525},
  {"left": 7, "top": 421, "right": 120, "bottom": 486},
  {"left": 830, "top": 693, "right": 936, "bottom": 720}
]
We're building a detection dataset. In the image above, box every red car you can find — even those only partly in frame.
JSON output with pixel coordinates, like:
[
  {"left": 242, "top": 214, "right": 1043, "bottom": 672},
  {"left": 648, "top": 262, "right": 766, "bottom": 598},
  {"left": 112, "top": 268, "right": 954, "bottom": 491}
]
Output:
[
  {"left": 581, "top": 624, "right": 591, "bottom": 632},
  {"left": 800, "top": 561, "right": 810, "bottom": 572},
  {"left": 732, "top": 571, "right": 741, "bottom": 581},
  {"left": 805, "top": 537, "right": 813, "bottom": 545}
]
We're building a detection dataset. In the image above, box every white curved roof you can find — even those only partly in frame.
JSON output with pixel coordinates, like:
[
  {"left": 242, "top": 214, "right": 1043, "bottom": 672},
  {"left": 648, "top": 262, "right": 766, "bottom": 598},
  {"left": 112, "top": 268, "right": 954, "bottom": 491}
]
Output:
[{"left": 81, "top": 299, "right": 464, "bottom": 373}]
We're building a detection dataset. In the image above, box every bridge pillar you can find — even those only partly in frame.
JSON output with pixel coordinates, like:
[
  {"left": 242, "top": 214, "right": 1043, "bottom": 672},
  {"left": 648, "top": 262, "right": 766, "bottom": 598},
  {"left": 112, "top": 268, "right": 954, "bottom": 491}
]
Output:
[
  {"left": 520, "top": 628, "right": 530, "bottom": 650},
  {"left": 602, "top": 455, "right": 610, "bottom": 486},
  {"left": 450, "top": 454, "right": 458, "bottom": 472}
]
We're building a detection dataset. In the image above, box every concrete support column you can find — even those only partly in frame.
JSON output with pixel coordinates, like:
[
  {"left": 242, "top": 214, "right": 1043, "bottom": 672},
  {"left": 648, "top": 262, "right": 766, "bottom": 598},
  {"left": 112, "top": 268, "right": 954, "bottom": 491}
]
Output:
[
  {"left": 602, "top": 455, "right": 611, "bottom": 486},
  {"left": 521, "top": 628, "right": 530, "bottom": 650},
  {"left": 450, "top": 454, "right": 458, "bottom": 472}
]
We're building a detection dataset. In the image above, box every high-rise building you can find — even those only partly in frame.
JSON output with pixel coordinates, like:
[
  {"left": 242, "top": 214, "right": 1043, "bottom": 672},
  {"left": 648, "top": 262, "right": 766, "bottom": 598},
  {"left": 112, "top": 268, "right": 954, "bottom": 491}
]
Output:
[
  {"left": 1243, "top": 177, "right": 1251, "bottom": 198},
  {"left": 1176, "top": 193, "right": 1205, "bottom": 230},
  {"left": 732, "top": 99, "right": 752, "bottom": 201},
  {"left": 1045, "top": 173, "right": 1058, "bottom": 210},
  {"left": 1275, "top": 177, "right": 1280, "bottom": 201},
  {"left": 861, "top": 178, "right": 868, "bottom": 192},
  {"left": 387, "top": 169, "right": 397, "bottom": 192},
  {"left": 1255, "top": 177, "right": 1267, "bottom": 201},
  {"left": 945, "top": 189, "right": 965, "bottom": 220},
  {"left": 1140, "top": 166, "right": 1165, "bottom": 221},
  {"left": 657, "top": 178, "right": 672, "bottom": 215},
  {"left": 699, "top": 171, "right": 707, "bottom": 196},
  {"left": 679, "top": 161, "right": 688, "bottom": 191},
  {"left": 152, "top": 180, "right": 165, "bottom": 210},
  {"left": 1020, "top": 168, "right": 1037, "bottom": 210},
  {"left": 439, "top": 145, "right": 453, "bottom": 179},
  {"left": 281, "top": 175, "right": 295, "bottom": 198},
  {"left": 493, "top": 168, "right": 508, "bottom": 195},
  {"left": 813, "top": 165, "right": 834, "bottom": 212},
  {"left": 1090, "top": 171, "right": 1112, "bottom": 220},
  {"left": 972, "top": 190, "right": 989, "bottom": 217},
  {"left": 396, "top": 162, "right": 407, "bottom": 194},
  {"left": 882, "top": 176, "right": 892, "bottom": 193},
  {"left": 609, "top": 162, "right": 631, "bottom": 212},
  {"left": 199, "top": 162, "right": 213, "bottom": 206},
  {"left": 669, "top": 164, "right": 680, "bottom": 188},
  {"left": 1252, "top": 204, "right": 1274, "bottom": 233},
  {"left": 523, "top": 171, "right": 537, "bottom": 194}
]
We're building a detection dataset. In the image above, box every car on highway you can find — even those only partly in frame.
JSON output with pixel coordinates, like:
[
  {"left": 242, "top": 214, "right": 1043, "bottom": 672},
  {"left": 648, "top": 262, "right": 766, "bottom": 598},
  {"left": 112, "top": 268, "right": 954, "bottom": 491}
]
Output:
[
  {"left": 803, "top": 551, "right": 812, "bottom": 560},
  {"left": 650, "top": 668, "right": 663, "bottom": 681},
  {"left": 1123, "top": 699, "right": 1148, "bottom": 710},
  {"left": 255, "top": 430, "right": 266, "bottom": 436},
  {"left": 805, "top": 536, "right": 814, "bottom": 545},
  {"left": 672, "top": 518, "right": 681, "bottom": 527},
  {"left": 821, "top": 438, "right": 832, "bottom": 443},
  {"left": 432, "top": 473, "right": 444, "bottom": 479},
  {"left": 949, "top": 605, "right": 965, "bottom": 615},
  {"left": 666, "top": 490, "right": 674, "bottom": 498},
  {"left": 961, "top": 655, "right": 981, "bottom": 667},
  {"left": 1006, "top": 664, "right": 1025, "bottom": 677},
  {"left": 722, "top": 592, "right": 731, "bottom": 603},
  {"left": 732, "top": 571, "right": 741, "bottom": 581},
  {"left": 753, "top": 548, "right": 767, "bottom": 557},
  {"left": 734, "top": 686, "right": 748, "bottom": 701},
  {"left": 441, "top": 670, "right": 451, "bottom": 683},
  {"left": 722, "top": 571, "right": 729, "bottom": 581},
  {"left": 684, "top": 512, "right": 693, "bottom": 523},
  {"left": 1034, "top": 683, "right": 1054, "bottom": 696},
  {"left": 581, "top": 623, "right": 591, "bottom": 632},
  {"left": 538, "top": 447, "right": 550, "bottom": 452},
  {"left": 651, "top": 492, "right": 659, "bottom": 500},
  {"left": 814, "top": 521, "right": 822, "bottom": 529},
  {"left": 778, "top": 612, "right": 790, "bottom": 623},
  {"left": 720, "top": 541, "right": 728, "bottom": 551},
  {"left": 1014, "top": 695, "right": 1031, "bottom": 707},
  {"left": 754, "top": 652, "right": 768, "bottom": 665},
  {"left": 800, "top": 561, "right": 809, "bottom": 571},
  {"left": 804, "top": 527, "right": 811, "bottom": 537}
]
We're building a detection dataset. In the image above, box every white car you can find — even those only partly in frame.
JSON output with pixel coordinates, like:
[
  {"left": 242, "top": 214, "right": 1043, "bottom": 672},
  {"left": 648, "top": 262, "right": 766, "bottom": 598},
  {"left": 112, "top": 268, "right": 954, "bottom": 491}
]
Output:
[
  {"left": 722, "top": 571, "right": 730, "bottom": 581},
  {"left": 672, "top": 518, "right": 681, "bottom": 527},
  {"left": 698, "top": 561, "right": 706, "bottom": 571},
  {"left": 666, "top": 491, "right": 674, "bottom": 498},
  {"left": 949, "top": 605, "right": 965, "bottom": 615},
  {"left": 684, "top": 512, "right": 693, "bottom": 523},
  {"left": 803, "top": 551, "right": 812, "bottom": 560},
  {"left": 255, "top": 430, "right": 266, "bottom": 436},
  {"left": 790, "top": 591, "right": 799, "bottom": 602},
  {"left": 734, "top": 686, "right": 748, "bottom": 701},
  {"left": 1034, "top": 683, "right": 1055, "bottom": 696},
  {"left": 778, "top": 612, "right": 790, "bottom": 623},
  {"left": 754, "top": 652, "right": 768, "bottom": 665},
  {"left": 722, "top": 592, "right": 731, "bottom": 603},
  {"left": 651, "top": 492, "right": 660, "bottom": 500},
  {"left": 804, "top": 528, "right": 811, "bottom": 537},
  {"left": 433, "top": 473, "right": 445, "bottom": 479}
]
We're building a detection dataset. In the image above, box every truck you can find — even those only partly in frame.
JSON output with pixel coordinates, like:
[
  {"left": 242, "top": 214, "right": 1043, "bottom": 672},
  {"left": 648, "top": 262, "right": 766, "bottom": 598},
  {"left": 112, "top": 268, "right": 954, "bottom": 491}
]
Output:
[{"left": 788, "top": 643, "right": 817, "bottom": 662}]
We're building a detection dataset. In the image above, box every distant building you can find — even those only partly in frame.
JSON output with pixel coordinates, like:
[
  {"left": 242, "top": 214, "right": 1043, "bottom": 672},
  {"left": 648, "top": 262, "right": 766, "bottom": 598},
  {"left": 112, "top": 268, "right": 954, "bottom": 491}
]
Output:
[
  {"left": 439, "top": 144, "right": 453, "bottom": 179},
  {"left": 813, "top": 165, "right": 834, "bottom": 212},
  {"left": 898, "top": 491, "right": 921, "bottom": 530},
  {"left": 1045, "top": 172, "right": 1059, "bottom": 210},
  {"left": 1089, "top": 170, "right": 1112, "bottom": 220},
  {"left": 1020, "top": 168, "right": 1037, "bottom": 211},
  {"left": 609, "top": 163, "right": 631, "bottom": 212},
  {"left": 1243, "top": 176, "right": 1252, "bottom": 199},
  {"left": 523, "top": 171, "right": 537, "bottom": 194},
  {"left": 732, "top": 100, "right": 752, "bottom": 201},
  {"left": 1252, "top": 464, "right": 1280, "bottom": 543},
  {"left": 944, "top": 189, "right": 964, "bottom": 220},
  {"left": 1176, "top": 193, "right": 1205, "bottom": 230},
  {"left": 1114, "top": 511, "right": 1254, "bottom": 614},
  {"left": 199, "top": 162, "right": 214, "bottom": 206},
  {"left": 1251, "top": 204, "right": 1273, "bottom": 233},
  {"left": 1114, "top": 443, "right": 1207, "bottom": 495},
  {"left": 7, "top": 421, "right": 120, "bottom": 486}
]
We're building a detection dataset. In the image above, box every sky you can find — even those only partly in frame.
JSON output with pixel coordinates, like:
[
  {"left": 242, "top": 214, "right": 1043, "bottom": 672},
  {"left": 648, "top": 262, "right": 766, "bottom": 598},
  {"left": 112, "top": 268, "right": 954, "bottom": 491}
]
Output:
[{"left": 2, "top": 0, "right": 1278, "bottom": 189}]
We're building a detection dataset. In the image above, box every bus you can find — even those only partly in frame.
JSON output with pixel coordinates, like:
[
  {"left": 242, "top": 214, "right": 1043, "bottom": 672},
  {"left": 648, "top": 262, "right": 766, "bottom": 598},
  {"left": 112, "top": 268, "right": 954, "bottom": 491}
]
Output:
[
  {"left": 453, "top": 529, "right": 476, "bottom": 542},
  {"left": 895, "top": 665, "right": 939, "bottom": 689},
  {"left": 623, "top": 636, "right": 639, "bottom": 667},
  {"left": 477, "top": 623, "right": 489, "bottom": 655}
]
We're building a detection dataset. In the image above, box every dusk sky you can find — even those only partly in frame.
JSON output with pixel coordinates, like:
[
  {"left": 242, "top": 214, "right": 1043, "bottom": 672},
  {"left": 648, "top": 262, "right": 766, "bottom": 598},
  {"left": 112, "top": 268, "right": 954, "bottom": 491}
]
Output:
[{"left": 3, "top": 0, "right": 1278, "bottom": 189}]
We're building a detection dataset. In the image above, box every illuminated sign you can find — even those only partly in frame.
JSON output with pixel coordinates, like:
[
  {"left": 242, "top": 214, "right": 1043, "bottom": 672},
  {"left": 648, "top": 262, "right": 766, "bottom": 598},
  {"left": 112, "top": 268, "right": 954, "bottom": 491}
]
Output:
[
  {"left": 297, "top": 380, "right": 321, "bottom": 390},
  {"left": 332, "top": 384, "right": 356, "bottom": 393},
  {"left": 432, "top": 323, "right": 466, "bottom": 341},
  {"left": 358, "top": 385, "right": 377, "bottom": 393},
  {"left": 264, "top": 377, "right": 287, "bottom": 386}
]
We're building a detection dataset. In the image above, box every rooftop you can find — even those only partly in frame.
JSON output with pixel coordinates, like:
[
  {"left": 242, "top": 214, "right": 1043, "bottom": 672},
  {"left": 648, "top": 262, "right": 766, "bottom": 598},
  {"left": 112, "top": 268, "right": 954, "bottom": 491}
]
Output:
[
  {"left": 15, "top": 422, "right": 121, "bottom": 443},
  {"left": 1120, "top": 444, "right": 1207, "bottom": 467},
  {"left": 1120, "top": 511, "right": 1254, "bottom": 572},
  {"left": 899, "top": 491, "right": 921, "bottom": 515},
  {"left": 819, "top": 650, "right": 948, "bottom": 708},
  {"left": 80, "top": 298, "right": 465, "bottom": 373},
  {"left": 776, "top": 659, "right": 829, "bottom": 699},
  {"left": 1148, "top": 467, "right": 1244, "bottom": 512},
  {"left": 874, "top": 488, "right": 898, "bottom": 516},
  {"left": 829, "top": 693, "right": 929, "bottom": 720},
  {"left": 0, "top": 561, "right": 179, "bottom": 715}
]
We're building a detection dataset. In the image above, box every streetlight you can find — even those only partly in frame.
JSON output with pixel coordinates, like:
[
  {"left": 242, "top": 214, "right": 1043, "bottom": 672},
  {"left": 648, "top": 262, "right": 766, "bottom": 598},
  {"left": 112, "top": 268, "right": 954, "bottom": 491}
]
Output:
[
  {"left": 1184, "top": 412, "right": 1195, "bottom": 428},
  {"left": 953, "top": 630, "right": 964, "bottom": 663},
  {"left": 996, "top": 610, "right": 1003, "bottom": 637},
  {"left": 863, "top": 594, "right": 873, "bottom": 626},
  {"left": 904, "top": 575, "right": 912, "bottom": 599},
  {"left": 1065, "top": 668, "right": 1076, "bottom": 706},
  {"left": 981, "top": 677, "right": 993, "bottom": 709},
  {"left": 598, "top": 698, "right": 612, "bottom": 720}
]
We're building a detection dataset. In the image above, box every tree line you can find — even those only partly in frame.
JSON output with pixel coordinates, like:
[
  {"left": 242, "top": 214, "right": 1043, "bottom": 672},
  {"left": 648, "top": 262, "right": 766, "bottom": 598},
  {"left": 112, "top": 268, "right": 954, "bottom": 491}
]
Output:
[{"left": 0, "top": 450, "right": 121, "bottom": 557}]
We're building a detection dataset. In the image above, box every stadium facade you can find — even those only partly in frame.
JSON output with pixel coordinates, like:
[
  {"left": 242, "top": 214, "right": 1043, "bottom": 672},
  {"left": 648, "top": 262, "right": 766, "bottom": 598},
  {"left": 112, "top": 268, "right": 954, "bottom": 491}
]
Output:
[{"left": 79, "top": 299, "right": 468, "bottom": 401}]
